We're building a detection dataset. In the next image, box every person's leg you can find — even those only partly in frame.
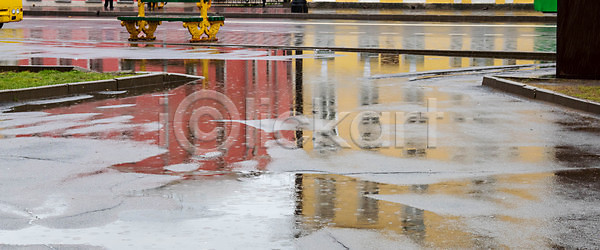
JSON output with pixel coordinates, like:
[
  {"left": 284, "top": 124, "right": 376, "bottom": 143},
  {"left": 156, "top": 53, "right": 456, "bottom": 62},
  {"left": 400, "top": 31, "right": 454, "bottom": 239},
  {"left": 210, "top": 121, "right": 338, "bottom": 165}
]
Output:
[
  {"left": 109, "top": 0, "right": 113, "bottom": 10},
  {"left": 104, "top": 0, "right": 108, "bottom": 10}
]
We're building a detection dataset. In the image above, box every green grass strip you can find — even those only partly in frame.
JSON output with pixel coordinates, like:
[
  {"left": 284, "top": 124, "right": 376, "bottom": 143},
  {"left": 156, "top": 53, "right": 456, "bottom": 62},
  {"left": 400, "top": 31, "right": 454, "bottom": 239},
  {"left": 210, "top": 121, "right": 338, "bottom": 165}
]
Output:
[
  {"left": 0, "top": 70, "right": 136, "bottom": 91},
  {"left": 531, "top": 84, "right": 600, "bottom": 103},
  {"left": 547, "top": 86, "right": 600, "bottom": 103}
]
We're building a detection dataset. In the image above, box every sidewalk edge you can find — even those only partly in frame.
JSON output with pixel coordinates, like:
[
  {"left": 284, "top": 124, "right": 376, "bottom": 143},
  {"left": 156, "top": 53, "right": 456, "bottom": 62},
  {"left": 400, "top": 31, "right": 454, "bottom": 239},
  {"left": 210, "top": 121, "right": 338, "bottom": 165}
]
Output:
[
  {"left": 0, "top": 66, "right": 203, "bottom": 104},
  {"left": 23, "top": 10, "right": 557, "bottom": 23},
  {"left": 482, "top": 76, "right": 600, "bottom": 115}
]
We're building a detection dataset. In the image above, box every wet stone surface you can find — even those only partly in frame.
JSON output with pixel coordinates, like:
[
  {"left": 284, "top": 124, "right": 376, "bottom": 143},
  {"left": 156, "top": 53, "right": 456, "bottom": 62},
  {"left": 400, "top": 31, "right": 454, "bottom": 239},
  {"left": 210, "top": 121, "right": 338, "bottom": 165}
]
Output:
[
  {"left": 1, "top": 18, "right": 557, "bottom": 53},
  {"left": 0, "top": 40, "right": 598, "bottom": 248}
]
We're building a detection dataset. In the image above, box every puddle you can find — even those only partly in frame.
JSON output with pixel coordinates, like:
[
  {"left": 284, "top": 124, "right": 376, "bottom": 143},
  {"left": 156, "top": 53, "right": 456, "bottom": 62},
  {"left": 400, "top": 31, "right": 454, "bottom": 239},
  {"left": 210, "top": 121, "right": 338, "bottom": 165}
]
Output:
[
  {"left": 292, "top": 171, "right": 598, "bottom": 249},
  {"left": 1, "top": 48, "right": 599, "bottom": 248}
]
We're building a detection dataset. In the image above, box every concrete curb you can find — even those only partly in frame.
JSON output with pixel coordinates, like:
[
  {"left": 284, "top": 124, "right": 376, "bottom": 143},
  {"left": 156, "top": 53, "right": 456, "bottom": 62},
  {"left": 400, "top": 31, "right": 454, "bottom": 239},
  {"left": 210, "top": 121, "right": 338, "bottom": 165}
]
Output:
[
  {"left": 308, "top": 3, "right": 536, "bottom": 10},
  {"left": 0, "top": 65, "right": 90, "bottom": 73},
  {"left": 116, "top": 73, "right": 165, "bottom": 90},
  {"left": 482, "top": 76, "right": 600, "bottom": 115},
  {"left": 0, "top": 68, "right": 203, "bottom": 103},
  {"left": 23, "top": 10, "right": 557, "bottom": 23},
  {"left": 162, "top": 43, "right": 555, "bottom": 61},
  {"left": 371, "top": 63, "right": 556, "bottom": 79},
  {"left": 68, "top": 79, "right": 118, "bottom": 94},
  {"left": 220, "top": 13, "right": 556, "bottom": 23}
]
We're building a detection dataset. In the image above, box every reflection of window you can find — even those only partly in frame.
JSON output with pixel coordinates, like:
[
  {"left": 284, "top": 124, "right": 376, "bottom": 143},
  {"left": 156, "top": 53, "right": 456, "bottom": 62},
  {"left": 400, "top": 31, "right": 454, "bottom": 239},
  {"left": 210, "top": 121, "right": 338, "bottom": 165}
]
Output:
[
  {"left": 30, "top": 58, "right": 43, "bottom": 66},
  {"left": 314, "top": 177, "right": 337, "bottom": 223},
  {"left": 401, "top": 206, "right": 426, "bottom": 243},
  {"left": 357, "top": 181, "right": 379, "bottom": 225},
  {"left": 312, "top": 76, "right": 338, "bottom": 153},
  {"left": 59, "top": 58, "right": 72, "bottom": 66},
  {"left": 503, "top": 59, "right": 517, "bottom": 66},
  {"left": 215, "top": 60, "right": 225, "bottom": 85},
  {"left": 360, "top": 83, "right": 379, "bottom": 106},
  {"left": 470, "top": 58, "right": 494, "bottom": 67},
  {"left": 450, "top": 57, "right": 462, "bottom": 68},
  {"left": 380, "top": 53, "right": 399, "bottom": 65},
  {"left": 406, "top": 148, "right": 427, "bottom": 157},
  {"left": 121, "top": 59, "right": 135, "bottom": 72},
  {"left": 90, "top": 59, "right": 103, "bottom": 72},
  {"left": 357, "top": 112, "right": 382, "bottom": 149}
]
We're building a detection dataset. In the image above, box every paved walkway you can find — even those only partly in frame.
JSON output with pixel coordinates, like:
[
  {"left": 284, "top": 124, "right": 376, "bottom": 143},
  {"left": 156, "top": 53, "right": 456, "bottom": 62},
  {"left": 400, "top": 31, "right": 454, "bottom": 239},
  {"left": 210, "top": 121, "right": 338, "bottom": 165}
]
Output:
[
  {"left": 23, "top": 3, "right": 556, "bottom": 22},
  {"left": 4, "top": 16, "right": 557, "bottom": 60}
]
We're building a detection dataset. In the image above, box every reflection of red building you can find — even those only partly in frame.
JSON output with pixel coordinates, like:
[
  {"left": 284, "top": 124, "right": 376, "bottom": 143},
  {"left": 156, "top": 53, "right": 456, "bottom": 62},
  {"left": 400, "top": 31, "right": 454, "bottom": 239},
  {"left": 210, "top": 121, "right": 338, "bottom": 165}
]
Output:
[
  {"left": 18, "top": 25, "right": 123, "bottom": 71},
  {"left": 37, "top": 53, "right": 295, "bottom": 177}
]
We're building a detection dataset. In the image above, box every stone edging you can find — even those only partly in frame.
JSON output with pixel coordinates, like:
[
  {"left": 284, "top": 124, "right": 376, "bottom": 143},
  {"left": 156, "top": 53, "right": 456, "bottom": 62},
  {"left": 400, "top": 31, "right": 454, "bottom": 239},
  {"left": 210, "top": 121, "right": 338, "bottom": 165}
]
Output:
[
  {"left": 0, "top": 69, "right": 203, "bottom": 103},
  {"left": 482, "top": 76, "right": 600, "bottom": 115},
  {"left": 0, "top": 65, "right": 91, "bottom": 73},
  {"left": 23, "top": 10, "right": 557, "bottom": 23},
  {"left": 308, "top": 3, "right": 536, "bottom": 10},
  {"left": 136, "top": 42, "right": 555, "bottom": 61}
]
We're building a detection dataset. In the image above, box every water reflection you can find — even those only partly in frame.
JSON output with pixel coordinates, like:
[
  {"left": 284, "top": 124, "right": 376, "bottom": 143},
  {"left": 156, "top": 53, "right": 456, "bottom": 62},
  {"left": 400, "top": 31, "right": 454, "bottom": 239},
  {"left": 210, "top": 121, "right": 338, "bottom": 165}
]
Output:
[
  {"left": 1, "top": 19, "right": 557, "bottom": 72},
  {"left": 1, "top": 48, "right": 552, "bottom": 168},
  {"left": 291, "top": 170, "right": 598, "bottom": 248},
  {"left": 294, "top": 173, "right": 459, "bottom": 247},
  {"left": 3, "top": 47, "right": 594, "bottom": 247}
]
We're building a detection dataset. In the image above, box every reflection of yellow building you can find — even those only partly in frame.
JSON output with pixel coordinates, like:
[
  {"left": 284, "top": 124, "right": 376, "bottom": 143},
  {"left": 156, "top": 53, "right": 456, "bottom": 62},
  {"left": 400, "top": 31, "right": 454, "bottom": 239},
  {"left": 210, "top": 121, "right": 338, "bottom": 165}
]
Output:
[
  {"left": 296, "top": 172, "right": 552, "bottom": 248},
  {"left": 0, "top": 27, "right": 24, "bottom": 66},
  {"left": 298, "top": 50, "right": 546, "bottom": 163},
  {"left": 301, "top": 23, "right": 542, "bottom": 64},
  {"left": 294, "top": 48, "right": 555, "bottom": 247}
]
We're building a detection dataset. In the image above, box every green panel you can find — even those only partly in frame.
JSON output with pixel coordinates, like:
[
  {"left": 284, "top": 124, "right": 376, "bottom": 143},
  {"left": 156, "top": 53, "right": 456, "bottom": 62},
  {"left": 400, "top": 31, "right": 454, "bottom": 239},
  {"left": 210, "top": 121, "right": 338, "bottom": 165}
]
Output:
[
  {"left": 208, "top": 16, "right": 225, "bottom": 21},
  {"left": 534, "top": 0, "right": 557, "bottom": 12}
]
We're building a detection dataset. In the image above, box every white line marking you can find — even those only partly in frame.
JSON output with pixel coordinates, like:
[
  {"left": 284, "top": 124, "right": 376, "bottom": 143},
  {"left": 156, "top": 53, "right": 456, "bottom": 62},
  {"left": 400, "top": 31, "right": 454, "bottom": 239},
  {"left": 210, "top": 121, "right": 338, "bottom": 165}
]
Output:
[{"left": 25, "top": 17, "right": 558, "bottom": 28}]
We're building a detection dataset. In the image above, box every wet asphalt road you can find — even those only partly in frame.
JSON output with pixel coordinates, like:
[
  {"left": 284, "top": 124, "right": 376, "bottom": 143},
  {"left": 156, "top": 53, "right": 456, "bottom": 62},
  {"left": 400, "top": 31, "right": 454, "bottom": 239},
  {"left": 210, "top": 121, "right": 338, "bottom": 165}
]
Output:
[
  {"left": 1, "top": 16, "right": 599, "bottom": 249},
  {"left": 0, "top": 17, "right": 557, "bottom": 52}
]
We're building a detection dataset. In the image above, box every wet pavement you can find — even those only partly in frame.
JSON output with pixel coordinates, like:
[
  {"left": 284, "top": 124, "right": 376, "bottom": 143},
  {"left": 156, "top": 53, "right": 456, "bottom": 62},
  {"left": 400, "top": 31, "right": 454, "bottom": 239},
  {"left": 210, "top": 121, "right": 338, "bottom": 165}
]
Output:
[
  {"left": 1, "top": 15, "right": 599, "bottom": 250},
  {"left": 1, "top": 17, "right": 556, "bottom": 54},
  {"left": 1, "top": 46, "right": 599, "bottom": 248},
  {"left": 23, "top": 3, "right": 553, "bottom": 16}
]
